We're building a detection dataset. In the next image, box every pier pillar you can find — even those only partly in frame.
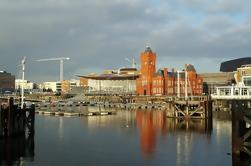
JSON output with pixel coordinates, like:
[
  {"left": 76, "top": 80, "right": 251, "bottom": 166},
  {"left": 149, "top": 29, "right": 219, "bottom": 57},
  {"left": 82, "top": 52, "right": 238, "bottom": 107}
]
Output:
[
  {"left": 29, "top": 104, "right": 35, "bottom": 135},
  {"left": 232, "top": 100, "right": 251, "bottom": 157},
  {"left": 7, "top": 98, "right": 14, "bottom": 137},
  {"left": 0, "top": 105, "right": 2, "bottom": 138}
]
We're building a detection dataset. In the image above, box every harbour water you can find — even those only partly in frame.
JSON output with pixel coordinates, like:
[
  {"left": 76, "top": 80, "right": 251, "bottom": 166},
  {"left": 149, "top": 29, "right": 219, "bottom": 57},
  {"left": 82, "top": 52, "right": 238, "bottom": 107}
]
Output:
[{"left": 0, "top": 108, "right": 246, "bottom": 166}]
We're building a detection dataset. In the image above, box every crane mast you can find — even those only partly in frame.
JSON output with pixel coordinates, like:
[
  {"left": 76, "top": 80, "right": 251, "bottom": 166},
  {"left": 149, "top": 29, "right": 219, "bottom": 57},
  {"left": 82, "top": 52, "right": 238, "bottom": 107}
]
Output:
[{"left": 36, "top": 57, "right": 70, "bottom": 81}]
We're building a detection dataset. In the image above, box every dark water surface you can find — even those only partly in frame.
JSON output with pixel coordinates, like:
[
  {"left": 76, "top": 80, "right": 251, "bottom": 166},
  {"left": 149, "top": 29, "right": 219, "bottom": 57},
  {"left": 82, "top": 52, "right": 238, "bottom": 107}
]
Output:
[{"left": 0, "top": 109, "right": 240, "bottom": 166}]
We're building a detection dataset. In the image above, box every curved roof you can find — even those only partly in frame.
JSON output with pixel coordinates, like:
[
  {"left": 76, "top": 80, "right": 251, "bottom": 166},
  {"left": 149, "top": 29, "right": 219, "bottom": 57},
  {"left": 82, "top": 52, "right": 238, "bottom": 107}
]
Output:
[
  {"left": 220, "top": 57, "right": 251, "bottom": 72},
  {"left": 77, "top": 74, "right": 139, "bottom": 80},
  {"left": 119, "top": 68, "right": 137, "bottom": 71}
]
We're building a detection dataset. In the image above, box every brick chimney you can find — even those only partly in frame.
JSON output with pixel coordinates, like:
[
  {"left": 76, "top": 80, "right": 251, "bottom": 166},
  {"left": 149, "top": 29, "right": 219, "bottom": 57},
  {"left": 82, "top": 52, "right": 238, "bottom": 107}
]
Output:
[
  {"left": 164, "top": 68, "right": 168, "bottom": 77},
  {"left": 172, "top": 68, "right": 175, "bottom": 76}
]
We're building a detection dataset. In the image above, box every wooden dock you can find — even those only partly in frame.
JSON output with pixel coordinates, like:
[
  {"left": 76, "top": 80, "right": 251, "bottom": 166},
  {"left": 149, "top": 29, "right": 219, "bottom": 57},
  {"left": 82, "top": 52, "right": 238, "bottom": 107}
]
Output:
[
  {"left": 166, "top": 99, "right": 212, "bottom": 119},
  {"left": 35, "top": 95, "right": 212, "bottom": 119},
  {"left": 36, "top": 105, "right": 117, "bottom": 117}
]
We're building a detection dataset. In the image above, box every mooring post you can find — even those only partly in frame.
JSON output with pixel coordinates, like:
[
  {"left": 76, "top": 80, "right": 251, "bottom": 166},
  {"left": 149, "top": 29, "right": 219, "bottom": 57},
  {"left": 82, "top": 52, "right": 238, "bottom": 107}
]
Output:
[
  {"left": 29, "top": 104, "right": 35, "bottom": 135},
  {"left": 186, "top": 100, "right": 189, "bottom": 118},
  {"left": 232, "top": 100, "right": 243, "bottom": 156},
  {"left": 7, "top": 97, "right": 14, "bottom": 137},
  {"left": 0, "top": 105, "right": 2, "bottom": 138},
  {"left": 207, "top": 96, "right": 213, "bottom": 119}
]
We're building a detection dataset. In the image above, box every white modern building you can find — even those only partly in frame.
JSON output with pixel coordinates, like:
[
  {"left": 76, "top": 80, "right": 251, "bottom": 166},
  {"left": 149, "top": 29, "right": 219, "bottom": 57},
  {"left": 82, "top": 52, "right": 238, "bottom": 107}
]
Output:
[
  {"left": 39, "top": 82, "right": 61, "bottom": 92},
  {"left": 15, "top": 79, "right": 34, "bottom": 90},
  {"left": 78, "top": 68, "right": 139, "bottom": 94},
  {"left": 212, "top": 64, "right": 251, "bottom": 100},
  {"left": 39, "top": 79, "right": 80, "bottom": 92}
]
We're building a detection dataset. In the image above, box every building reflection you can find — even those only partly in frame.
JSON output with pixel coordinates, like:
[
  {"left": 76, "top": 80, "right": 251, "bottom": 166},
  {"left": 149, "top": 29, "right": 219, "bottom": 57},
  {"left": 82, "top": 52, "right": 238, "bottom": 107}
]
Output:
[
  {"left": 0, "top": 134, "right": 34, "bottom": 166},
  {"left": 166, "top": 118, "right": 212, "bottom": 135},
  {"left": 84, "top": 107, "right": 213, "bottom": 160},
  {"left": 136, "top": 110, "right": 167, "bottom": 158},
  {"left": 136, "top": 110, "right": 212, "bottom": 159}
]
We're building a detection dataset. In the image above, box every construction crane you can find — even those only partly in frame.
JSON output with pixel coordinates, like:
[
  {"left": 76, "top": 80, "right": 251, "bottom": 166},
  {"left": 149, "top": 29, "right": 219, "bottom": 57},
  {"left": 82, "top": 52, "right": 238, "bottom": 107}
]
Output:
[
  {"left": 125, "top": 57, "right": 136, "bottom": 68},
  {"left": 36, "top": 57, "right": 70, "bottom": 81}
]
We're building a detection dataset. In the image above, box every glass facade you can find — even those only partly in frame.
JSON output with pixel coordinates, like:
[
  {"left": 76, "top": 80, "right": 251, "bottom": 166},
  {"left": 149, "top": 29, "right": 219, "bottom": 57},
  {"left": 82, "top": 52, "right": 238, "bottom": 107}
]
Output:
[{"left": 243, "top": 77, "right": 251, "bottom": 86}]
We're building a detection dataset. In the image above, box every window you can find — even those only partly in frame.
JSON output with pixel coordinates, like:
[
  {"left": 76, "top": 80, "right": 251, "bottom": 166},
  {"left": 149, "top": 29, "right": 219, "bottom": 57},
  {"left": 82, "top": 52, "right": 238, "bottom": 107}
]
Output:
[
  {"left": 242, "top": 70, "right": 246, "bottom": 76},
  {"left": 243, "top": 77, "right": 251, "bottom": 86},
  {"left": 153, "top": 88, "right": 156, "bottom": 93}
]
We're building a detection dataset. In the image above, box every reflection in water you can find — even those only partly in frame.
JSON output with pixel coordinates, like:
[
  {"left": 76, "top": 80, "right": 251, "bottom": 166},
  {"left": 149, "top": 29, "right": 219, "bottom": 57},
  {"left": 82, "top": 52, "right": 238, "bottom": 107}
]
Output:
[
  {"left": 85, "top": 108, "right": 137, "bottom": 129},
  {"left": 1, "top": 108, "right": 244, "bottom": 166},
  {"left": 59, "top": 117, "right": 64, "bottom": 141},
  {"left": 232, "top": 154, "right": 251, "bottom": 166},
  {"left": 136, "top": 110, "right": 212, "bottom": 160},
  {"left": 136, "top": 111, "right": 166, "bottom": 158},
  {"left": 167, "top": 118, "right": 212, "bottom": 135},
  {"left": 0, "top": 134, "right": 34, "bottom": 166},
  {"left": 84, "top": 108, "right": 213, "bottom": 160}
]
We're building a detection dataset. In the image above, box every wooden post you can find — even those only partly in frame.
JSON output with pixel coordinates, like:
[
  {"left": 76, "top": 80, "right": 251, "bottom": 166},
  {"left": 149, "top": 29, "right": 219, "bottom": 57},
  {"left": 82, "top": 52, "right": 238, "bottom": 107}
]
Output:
[
  {"left": 0, "top": 105, "right": 2, "bottom": 138},
  {"left": 7, "top": 97, "right": 14, "bottom": 137},
  {"left": 208, "top": 100, "right": 213, "bottom": 119},
  {"left": 29, "top": 104, "right": 35, "bottom": 135},
  {"left": 232, "top": 100, "right": 243, "bottom": 156}
]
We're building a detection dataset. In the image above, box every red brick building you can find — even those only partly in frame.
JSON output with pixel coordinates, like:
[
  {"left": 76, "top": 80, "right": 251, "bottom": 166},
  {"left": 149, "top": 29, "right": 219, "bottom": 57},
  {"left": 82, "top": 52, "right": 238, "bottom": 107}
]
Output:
[
  {"left": 136, "top": 47, "right": 203, "bottom": 96},
  {"left": 136, "top": 46, "right": 156, "bottom": 95}
]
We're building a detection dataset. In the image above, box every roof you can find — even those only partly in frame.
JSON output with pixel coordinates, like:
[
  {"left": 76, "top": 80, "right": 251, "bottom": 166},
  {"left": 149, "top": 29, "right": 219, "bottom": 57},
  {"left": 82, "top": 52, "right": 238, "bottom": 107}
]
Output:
[
  {"left": 185, "top": 64, "right": 196, "bottom": 72},
  {"left": 144, "top": 46, "right": 152, "bottom": 53},
  {"left": 155, "top": 69, "right": 164, "bottom": 77},
  {"left": 119, "top": 68, "right": 137, "bottom": 71},
  {"left": 220, "top": 57, "right": 251, "bottom": 72},
  {"left": 77, "top": 74, "right": 139, "bottom": 80}
]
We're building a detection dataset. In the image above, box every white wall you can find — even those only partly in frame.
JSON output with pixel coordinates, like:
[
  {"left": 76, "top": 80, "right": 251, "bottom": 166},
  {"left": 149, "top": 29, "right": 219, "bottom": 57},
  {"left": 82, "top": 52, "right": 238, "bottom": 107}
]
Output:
[
  {"left": 88, "top": 79, "right": 136, "bottom": 94},
  {"left": 15, "top": 79, "right": 34, "bottom": 90}
]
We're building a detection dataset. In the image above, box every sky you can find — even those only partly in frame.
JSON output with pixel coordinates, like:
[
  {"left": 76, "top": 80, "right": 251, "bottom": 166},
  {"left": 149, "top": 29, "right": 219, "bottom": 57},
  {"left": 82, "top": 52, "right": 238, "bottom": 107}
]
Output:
[{"left": 0, "top": 0, "right": 251, "bottom": 82}]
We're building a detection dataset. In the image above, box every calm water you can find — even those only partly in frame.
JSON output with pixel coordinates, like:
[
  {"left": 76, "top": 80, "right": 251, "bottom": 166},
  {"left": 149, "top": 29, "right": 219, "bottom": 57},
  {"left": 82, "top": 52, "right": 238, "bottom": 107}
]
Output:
[{"left": 0, "top": 108, "right": 248, "bottom": 166}]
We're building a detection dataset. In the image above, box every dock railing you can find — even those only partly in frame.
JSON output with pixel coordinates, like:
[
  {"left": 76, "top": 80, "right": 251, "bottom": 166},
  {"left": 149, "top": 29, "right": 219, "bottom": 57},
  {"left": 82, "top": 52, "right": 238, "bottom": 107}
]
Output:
[{"left": 211, "top": 85, "right": 251, "bottom": 100}]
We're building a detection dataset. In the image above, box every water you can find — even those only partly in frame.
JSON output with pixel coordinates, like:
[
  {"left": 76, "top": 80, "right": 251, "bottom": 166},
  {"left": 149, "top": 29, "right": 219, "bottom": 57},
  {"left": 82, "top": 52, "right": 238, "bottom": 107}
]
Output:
[{"left": 0, "top": 108, "right": 245, "bottom": 166}]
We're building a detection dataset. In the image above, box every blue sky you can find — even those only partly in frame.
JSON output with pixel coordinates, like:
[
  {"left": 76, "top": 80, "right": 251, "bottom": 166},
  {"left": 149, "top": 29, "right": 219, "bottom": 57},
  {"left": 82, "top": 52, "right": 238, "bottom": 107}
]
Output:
[{"left": 0, "top": 0, "right": 250, "bottom": 82}]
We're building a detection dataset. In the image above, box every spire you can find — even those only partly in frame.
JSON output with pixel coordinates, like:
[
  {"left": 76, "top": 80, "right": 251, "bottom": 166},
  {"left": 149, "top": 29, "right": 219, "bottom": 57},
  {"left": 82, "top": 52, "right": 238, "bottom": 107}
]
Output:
[{"left": 145, "top": 45, "right": 152, "bottom": 53}]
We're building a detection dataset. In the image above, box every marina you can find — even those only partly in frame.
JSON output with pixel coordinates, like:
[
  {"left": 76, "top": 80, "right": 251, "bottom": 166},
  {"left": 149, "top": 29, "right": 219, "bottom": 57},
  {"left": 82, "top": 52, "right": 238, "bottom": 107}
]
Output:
[
  {"left": 0, "top": 108, "right": 248, "bottom": 166},
  {"left": 0, "top": 0, "right": 250, "bottom": 165}
]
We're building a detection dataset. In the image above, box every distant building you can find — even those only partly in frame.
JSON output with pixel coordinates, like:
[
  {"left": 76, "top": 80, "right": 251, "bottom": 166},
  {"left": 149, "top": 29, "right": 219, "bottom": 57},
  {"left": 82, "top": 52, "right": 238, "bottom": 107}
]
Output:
[
  {"left": 136, "top": 47, "right": 203, "bottom": 96},
  {"left": 79, "top": 77, "right": 88, "bottom": 87},
  {"left": 201, "top": 57, "right": 251, "bottom": 94},
  {"left": 220, "top": 57, "right": 251, "bottom": 72},
  {"left": 61, "top": 79, "right": 79, "bottom": 93},
  {"left": 199, "top": 72, "right": 235, "bottom": 95},
  {"left": 0, "top": 71, "right": 15, "bottom": 93},
  {"left": 39, "top": 79, "right": 79, "bottom": 93},
  {"left": 234, "top": 64, "right": 251, "bottom": 86},
  {"left": 39, "top": 81, "right": 60, "bottom": 92},
  {"left": 15, "top": 79, "right": 34, "bottom": 90},
  {"left": 78, "top": 68, "right": 139, "bottom": 94}
]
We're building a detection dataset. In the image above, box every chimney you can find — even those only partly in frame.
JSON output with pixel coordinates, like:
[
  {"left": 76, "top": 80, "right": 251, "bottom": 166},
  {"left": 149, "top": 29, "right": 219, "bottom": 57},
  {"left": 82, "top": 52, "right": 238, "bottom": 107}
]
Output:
[
  {"left": 172, "top": 68, "right": 175, "bottom": 76},
  {"left": 164, "top": 68, "right": 168, "bottom": 77}
]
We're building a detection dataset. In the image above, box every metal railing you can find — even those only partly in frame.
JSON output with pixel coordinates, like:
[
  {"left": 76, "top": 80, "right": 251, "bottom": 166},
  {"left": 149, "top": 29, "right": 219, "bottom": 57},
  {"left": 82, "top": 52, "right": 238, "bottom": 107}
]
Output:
[{"left": 211, "top": 85, "right": 251, "bottom": 99}]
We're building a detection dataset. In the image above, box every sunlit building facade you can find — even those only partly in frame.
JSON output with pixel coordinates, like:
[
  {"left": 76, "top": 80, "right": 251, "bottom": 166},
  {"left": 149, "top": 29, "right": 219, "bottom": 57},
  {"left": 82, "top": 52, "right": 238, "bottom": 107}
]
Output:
[{"left": 136, "top": 47, "right": 203, "bottom": 96}]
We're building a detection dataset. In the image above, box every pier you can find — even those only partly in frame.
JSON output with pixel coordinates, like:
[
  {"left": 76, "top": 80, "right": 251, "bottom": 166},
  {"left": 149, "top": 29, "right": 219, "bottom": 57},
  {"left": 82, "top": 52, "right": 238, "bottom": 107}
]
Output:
[
  {"left": 166, "top": 99, "right": 212, "bottom": 119},
  {"left": 231, "top": 100, "right": 251, "bottom": 157}
]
